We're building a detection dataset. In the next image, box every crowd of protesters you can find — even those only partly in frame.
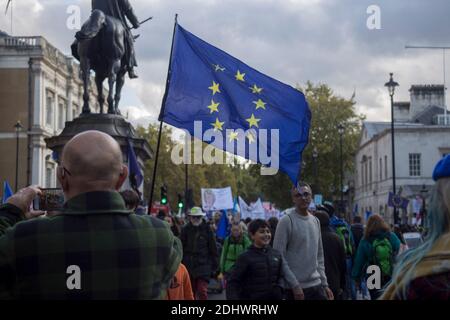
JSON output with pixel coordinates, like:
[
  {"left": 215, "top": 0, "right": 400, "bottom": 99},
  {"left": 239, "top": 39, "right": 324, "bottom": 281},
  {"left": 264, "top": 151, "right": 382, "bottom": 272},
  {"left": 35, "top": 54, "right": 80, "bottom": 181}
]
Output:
[{"left": 1, "top": 130, "right": 449, "bottom": 300}]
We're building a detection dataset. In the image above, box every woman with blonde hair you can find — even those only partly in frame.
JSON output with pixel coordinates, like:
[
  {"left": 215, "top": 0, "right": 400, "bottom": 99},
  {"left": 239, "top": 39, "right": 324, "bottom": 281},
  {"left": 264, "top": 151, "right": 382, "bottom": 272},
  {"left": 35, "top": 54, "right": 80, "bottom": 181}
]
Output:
[
  {"left": 351, "top": 214, "right": 400, "bottom": 300},
  {"left": 381, "top": 155, "right": 450, "bottom": 300}
]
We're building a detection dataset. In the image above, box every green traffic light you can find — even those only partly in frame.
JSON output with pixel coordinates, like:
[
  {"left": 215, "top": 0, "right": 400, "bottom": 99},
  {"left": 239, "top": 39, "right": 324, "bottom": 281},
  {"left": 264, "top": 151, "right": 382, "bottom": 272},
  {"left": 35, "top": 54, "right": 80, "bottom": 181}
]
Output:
[
  {"left": 161, "top": 198, "right": 167, "bottom": 205},
  {"left": 178, "top": 202, "right": 184, "bottom": 208}
]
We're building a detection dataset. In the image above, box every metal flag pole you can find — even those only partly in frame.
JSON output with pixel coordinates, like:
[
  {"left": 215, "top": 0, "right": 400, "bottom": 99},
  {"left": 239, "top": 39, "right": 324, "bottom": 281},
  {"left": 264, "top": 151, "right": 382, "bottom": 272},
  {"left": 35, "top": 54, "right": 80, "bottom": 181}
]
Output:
[
  {"left": 5, "top": 0, "right": 12, "bottom": 35},
  {"left": 147, "top": 14, "right": 178, "bottom": 214},
  {"left": 405, "top": 45, "right": 450, "bottom": 125}
]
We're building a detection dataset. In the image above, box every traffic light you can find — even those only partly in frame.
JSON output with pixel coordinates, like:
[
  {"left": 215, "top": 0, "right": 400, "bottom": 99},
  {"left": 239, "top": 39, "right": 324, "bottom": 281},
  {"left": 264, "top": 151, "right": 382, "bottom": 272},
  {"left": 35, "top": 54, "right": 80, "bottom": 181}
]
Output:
[
  {"left": 161, "top": 185, "right": 168, "bottom": 205},
  {"left": 177, "top": 193, "right": 184, "bottom": 209}
]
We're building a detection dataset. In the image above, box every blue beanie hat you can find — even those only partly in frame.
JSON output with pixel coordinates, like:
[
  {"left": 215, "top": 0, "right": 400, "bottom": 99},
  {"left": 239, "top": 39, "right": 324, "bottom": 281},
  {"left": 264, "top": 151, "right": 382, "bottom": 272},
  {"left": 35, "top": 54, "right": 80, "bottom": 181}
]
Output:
[{"left": 432, "top": 154, "right": 450, "bottom": 181}]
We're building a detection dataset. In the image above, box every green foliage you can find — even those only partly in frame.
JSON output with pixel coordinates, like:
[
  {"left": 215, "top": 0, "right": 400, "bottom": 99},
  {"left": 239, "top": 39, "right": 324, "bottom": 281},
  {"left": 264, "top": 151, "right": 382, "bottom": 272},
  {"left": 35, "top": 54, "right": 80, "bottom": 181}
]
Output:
[{"left": 299, "top": 82, "right": 364, "bottom": 200}]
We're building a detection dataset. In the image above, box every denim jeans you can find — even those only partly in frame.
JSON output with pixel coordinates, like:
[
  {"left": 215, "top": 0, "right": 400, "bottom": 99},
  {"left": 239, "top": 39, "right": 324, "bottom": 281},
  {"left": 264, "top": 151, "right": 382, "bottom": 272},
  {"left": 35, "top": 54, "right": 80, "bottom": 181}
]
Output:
[{"left": 286, "top": 285, "right": 328, "bottom": 300}]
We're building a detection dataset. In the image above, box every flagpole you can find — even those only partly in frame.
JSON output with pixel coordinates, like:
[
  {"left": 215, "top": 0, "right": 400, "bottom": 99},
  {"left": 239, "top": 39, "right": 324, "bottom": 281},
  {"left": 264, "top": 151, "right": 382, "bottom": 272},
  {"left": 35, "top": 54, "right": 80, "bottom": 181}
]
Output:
[{"left": 147, "top": 14, "right": 178, "bottom": 214}]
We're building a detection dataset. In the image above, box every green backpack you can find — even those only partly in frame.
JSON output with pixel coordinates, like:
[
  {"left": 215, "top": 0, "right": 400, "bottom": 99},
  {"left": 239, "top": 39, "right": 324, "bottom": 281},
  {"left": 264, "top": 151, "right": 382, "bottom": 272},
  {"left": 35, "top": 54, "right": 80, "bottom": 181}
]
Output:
[
  {"left": 336, "top": 225, "right": 353, "bottom": 257},
  {"left": 371, "top": 237, "right": 394, "bottom": 278}
]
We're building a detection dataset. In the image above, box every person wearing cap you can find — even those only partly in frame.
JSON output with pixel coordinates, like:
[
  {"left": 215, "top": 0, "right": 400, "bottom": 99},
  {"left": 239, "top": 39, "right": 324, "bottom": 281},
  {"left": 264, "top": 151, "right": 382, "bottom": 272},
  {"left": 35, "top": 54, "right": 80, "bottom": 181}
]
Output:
[
  {"left": 180, "top": 207, "right": 219, "bottom": 300},
  {"left": 273, "top": 182, "right": 334, "bottom": 300},
  {"left": 381, "top": 154, "right": 450, "bottom": 300}
]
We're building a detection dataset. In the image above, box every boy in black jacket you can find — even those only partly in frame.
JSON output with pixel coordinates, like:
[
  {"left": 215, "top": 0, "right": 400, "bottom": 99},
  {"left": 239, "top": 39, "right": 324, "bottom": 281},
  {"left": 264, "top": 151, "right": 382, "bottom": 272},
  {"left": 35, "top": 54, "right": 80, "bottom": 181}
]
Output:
[{"left": 226, "top": 219, "right": 302, "bottom": 300}]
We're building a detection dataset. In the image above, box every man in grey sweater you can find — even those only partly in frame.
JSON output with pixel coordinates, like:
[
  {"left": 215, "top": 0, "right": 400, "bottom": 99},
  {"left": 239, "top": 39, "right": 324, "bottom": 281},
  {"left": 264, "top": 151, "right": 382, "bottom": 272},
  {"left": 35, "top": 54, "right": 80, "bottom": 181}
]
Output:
[{"left": 273, "top": 182, "right": 334, "bottom": 300}]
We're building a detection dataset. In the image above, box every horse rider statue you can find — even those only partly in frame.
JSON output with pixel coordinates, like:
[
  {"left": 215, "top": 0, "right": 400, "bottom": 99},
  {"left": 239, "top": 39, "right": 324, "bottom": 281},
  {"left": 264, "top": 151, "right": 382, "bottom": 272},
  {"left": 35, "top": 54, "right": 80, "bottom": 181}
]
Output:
[{"left": 92, "top": 0, "right": 140, "bottom": 79}]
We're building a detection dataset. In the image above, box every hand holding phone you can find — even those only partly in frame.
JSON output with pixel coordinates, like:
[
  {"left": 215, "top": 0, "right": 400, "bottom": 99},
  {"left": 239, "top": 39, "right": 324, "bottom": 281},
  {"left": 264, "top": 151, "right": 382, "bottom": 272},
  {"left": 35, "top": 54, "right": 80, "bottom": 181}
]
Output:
[{"left": 33, "top": 188, "right": 65, "bottom": 212}]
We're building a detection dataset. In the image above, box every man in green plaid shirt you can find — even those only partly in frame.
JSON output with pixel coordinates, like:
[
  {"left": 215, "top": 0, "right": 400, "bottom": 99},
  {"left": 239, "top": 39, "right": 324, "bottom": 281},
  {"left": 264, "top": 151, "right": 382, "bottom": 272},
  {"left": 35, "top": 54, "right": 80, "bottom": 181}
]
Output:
[{"left": 0, "top": 131, "right": 182, "bottom": 299}]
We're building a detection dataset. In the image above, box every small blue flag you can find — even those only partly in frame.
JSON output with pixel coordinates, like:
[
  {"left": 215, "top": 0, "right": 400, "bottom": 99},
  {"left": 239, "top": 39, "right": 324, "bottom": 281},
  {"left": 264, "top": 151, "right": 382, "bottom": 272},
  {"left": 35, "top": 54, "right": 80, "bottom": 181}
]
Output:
[
  {"left": 2, "top": 180, "right": 13, "bottom": 204},
  {"left": 127, "top": 139, "right": 143, "bottom": 190},
  {"left": 160, "top": 24, "right": 311, "bottom": 184},
  {"left": 216, "top": 209, "right": 230, "bottom": 240},
  {"left": 388, "top": 192, "right": 409, "bottom": 209},
  {"left": 232, "top": 196, "right": 238, "bottom": 215}
]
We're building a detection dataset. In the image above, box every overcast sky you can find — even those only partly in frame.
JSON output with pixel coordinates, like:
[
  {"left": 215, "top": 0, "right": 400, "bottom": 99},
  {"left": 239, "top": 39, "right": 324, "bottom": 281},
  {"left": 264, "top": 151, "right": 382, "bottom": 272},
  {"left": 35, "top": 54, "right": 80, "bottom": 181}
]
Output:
[{"left": 2, "top": 0, "right": 450, "bottom": 128}]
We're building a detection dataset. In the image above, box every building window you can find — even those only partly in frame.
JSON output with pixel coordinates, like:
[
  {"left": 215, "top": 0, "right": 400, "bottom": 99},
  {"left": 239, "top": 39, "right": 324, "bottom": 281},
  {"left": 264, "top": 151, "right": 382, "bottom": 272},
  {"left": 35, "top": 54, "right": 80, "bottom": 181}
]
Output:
[
  {"left": 384, "top": 156, "right": 388, "bottom": 179},
  {"left": 58, "top": 99, "right": 67, "bottom": 129},
  {"left": 45, "top": 162, "right": 54, "bottom": 188},
  {"left": 361, "top": 163, "right": 364, "bottom": 188},
  {"left": 46, "top": 91, "right": 54, "bottom": 126},
  {"left": 72, "top": 104, "right": 79, "bottom": 120},
  {"left": 369, "top": 157, "right": 372, "bottom": 189},
  {"left": 379, "top": 158, "right": 382, "bottom": 181},
  {"left": 409, "top": 153, "right": 421, "bottom": 176},
  {"left": 364, "top": 162, "right": 368, "bottom": 191}
]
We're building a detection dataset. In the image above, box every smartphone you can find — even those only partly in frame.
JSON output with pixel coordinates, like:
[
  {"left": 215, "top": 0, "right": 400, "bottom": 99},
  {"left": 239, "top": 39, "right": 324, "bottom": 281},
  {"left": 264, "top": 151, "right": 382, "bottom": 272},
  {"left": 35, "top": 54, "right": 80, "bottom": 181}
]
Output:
[{"left": 33, "top": 188, "right": 65, "bottom": 211}]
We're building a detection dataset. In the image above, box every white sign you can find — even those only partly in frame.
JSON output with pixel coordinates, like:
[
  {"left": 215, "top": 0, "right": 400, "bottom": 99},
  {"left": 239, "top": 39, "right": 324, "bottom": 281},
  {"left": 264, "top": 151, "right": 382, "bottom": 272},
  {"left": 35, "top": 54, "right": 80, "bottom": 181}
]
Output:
[
  {"left": 201, "top": 187, "right": 234, "bottom": 211},
  {"left": 239, "top": 197, "right": 266, "bottom": 220},
  {"left": 412, "top": 197, "right": 422, "bottom": 214}
]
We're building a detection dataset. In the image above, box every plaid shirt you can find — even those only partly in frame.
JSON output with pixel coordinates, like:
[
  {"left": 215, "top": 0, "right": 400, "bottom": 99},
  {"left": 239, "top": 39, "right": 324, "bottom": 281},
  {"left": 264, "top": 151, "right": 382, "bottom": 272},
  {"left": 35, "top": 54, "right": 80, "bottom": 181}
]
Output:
[{"left": 0, "top": 191, "right": 182, "bottom": 300}]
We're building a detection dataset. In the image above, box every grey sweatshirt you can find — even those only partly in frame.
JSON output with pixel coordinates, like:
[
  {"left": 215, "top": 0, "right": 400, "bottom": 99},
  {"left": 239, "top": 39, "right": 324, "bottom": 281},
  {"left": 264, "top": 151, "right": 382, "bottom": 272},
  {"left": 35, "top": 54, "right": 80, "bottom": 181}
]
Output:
[{"left": 273, "top": 208, "right": 328, "bottom": 289}]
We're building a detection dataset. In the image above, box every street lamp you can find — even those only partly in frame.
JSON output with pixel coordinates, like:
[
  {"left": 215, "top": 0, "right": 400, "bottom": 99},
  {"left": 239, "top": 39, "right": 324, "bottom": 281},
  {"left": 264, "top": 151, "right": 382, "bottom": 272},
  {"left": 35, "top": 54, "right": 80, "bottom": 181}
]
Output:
[
  {"left": 385, "top": 73, "right": 399, "bottom": 224},
  {"left": 312, "top": 147, "right": 318, "bottom": 193},
  {"left": 338, "top": 124, "right": 345, "bottom": 217},
  {"left": 14, "top": 121, "right": 23, "bottom": 192}
]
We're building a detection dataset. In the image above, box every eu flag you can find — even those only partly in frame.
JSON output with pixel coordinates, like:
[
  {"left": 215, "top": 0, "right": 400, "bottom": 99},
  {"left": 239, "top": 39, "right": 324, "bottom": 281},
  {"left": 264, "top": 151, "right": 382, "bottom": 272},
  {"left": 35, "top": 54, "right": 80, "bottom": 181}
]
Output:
[
  {"left": 127, "top": 139, "right": 143, "bottom": 191},
  {"left": 160, "top": 23, "right": 311, "bottom": 183},
  {"left": 216, "top": 210, "right": 230, "bottom": 240},
  {"left": 2, "top": 180, "right": 13, "bottom": 204}
]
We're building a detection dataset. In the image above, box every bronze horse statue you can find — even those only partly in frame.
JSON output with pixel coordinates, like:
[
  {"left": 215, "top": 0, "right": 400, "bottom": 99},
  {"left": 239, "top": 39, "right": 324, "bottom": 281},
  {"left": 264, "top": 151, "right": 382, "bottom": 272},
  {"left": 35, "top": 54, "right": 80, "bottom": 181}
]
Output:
[{"left": 71, "top": 10, "right": 127, "bottom": 115}]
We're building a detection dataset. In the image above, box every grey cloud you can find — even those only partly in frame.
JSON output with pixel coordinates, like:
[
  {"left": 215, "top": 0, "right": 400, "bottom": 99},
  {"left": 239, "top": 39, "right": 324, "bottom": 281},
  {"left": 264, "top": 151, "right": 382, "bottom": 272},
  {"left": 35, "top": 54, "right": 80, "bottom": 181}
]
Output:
[{"left": 2, "top": 0, "right": 448, "bottom": 124}]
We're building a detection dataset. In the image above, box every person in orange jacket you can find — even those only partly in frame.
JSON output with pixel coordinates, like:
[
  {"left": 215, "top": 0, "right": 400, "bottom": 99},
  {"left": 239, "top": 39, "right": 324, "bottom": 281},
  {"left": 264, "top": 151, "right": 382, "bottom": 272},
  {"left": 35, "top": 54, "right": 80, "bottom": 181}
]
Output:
[{"left": 166, "top": 263, "right": 195, "bottom": 300}]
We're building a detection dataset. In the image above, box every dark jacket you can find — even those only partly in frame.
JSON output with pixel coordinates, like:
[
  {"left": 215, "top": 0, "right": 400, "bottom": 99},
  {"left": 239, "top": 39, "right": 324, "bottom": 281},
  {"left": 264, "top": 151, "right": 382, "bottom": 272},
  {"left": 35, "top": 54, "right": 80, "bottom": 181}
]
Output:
[
  {"left": 321, "top": 226, "right": 347, "bottom": 299},
  {"left": 351, "top": 223, "right": 364, "bottom": 250},
  {"left": 180, "top": 221, "right": 219, "bottom": 280},
  {"left": 406, "top": 272, "right": 450, "bottom": 300},
  {"left": 226, "top": 245, "right": 284, "bottom": 300}
]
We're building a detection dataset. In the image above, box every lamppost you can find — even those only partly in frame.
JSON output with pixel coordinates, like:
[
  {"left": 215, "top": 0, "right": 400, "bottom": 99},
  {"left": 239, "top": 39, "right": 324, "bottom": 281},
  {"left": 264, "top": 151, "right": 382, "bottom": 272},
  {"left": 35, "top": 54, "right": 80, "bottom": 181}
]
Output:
[
  {"left": 385, "top": 73, "right": 399, "bottom": 225},
  {"left": 338, "top": 124, "right": 345, "bottom": 216},
  {"left": 420, "top": 184, "right": 428, "bottom": 226},
  {"left": 14, "top": 121, "right": 23, "bottom": 192},
  {"left": 312, "top": 147, "right": 318, "bottom": 193}
]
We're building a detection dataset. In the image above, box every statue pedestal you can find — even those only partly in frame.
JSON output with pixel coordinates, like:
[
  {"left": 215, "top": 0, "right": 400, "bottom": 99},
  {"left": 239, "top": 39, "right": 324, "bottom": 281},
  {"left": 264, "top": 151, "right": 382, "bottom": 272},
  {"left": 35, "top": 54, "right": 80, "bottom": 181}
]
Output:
[{"left": 45, "top": 114, "right": 152, "bottom": 193}]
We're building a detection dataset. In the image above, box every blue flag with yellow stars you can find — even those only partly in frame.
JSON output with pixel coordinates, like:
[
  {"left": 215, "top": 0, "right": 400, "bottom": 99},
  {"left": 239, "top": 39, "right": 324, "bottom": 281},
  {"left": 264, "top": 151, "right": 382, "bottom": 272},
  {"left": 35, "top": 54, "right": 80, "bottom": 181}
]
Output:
[{"left": 160, "top": 23, "right": 311, "bottom": 184}]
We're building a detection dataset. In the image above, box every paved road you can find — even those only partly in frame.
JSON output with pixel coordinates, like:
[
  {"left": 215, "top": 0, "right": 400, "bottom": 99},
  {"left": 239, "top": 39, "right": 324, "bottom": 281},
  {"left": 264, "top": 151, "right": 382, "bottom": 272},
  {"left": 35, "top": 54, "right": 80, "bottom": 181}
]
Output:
[{"left": 208, "top": 290, "right": 226, "bottom": 300}]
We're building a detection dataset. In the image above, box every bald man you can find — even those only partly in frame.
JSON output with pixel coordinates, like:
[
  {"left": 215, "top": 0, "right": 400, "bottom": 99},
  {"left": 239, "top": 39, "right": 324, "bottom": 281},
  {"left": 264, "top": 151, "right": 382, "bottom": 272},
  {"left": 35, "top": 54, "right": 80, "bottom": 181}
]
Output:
[{"left": 0, "top": 131, "right": 182, "bottom": 299}]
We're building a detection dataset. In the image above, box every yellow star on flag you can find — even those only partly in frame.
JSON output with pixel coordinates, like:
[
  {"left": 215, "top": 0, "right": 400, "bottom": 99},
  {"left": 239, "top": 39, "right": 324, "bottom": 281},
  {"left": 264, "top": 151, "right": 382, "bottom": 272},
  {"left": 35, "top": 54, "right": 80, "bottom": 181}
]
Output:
[
  {"left": 250, "top": 84, "right": 263, "bottom": 94},
  {"left": 209, "top": 81, "right": 221, "bottom": 95},
  {"left": 253, "top": 99, "right": 267, "bottom": 110},
  {"left": 207, "top": 99, "right": 220, "bottom": 113},
  {"left": 246, "top": 132, "right": 256, "bottom": 144},
  {"left": 235, "top": 70, "right": 246, "bottom": 82},
  {"left": 246, "top": 114, "right": 261, "bottom": 128},
  {"left": 211, "top": 118, "right": 225, "bottom": 131},
  {"left": 228, "top": 131, "right": 239, "bottom": 142}
]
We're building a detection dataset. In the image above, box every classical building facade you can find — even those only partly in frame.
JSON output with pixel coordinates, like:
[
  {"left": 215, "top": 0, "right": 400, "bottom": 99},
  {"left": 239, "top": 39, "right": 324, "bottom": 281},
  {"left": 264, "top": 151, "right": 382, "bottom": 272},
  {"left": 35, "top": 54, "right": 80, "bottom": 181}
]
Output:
[
  {"left": 354, "top": 85, "right": 450, "bottom": 224},
  {"left": 0, "top": 31, "right": 101, "bottom": 191}
]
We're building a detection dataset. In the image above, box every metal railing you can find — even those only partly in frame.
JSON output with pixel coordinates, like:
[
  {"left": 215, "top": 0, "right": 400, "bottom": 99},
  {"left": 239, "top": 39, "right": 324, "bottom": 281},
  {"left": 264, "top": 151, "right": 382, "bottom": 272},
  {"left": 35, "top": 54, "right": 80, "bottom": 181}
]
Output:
[{"left": 3, "top": 36, "right": 40, "bottom": 48}]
